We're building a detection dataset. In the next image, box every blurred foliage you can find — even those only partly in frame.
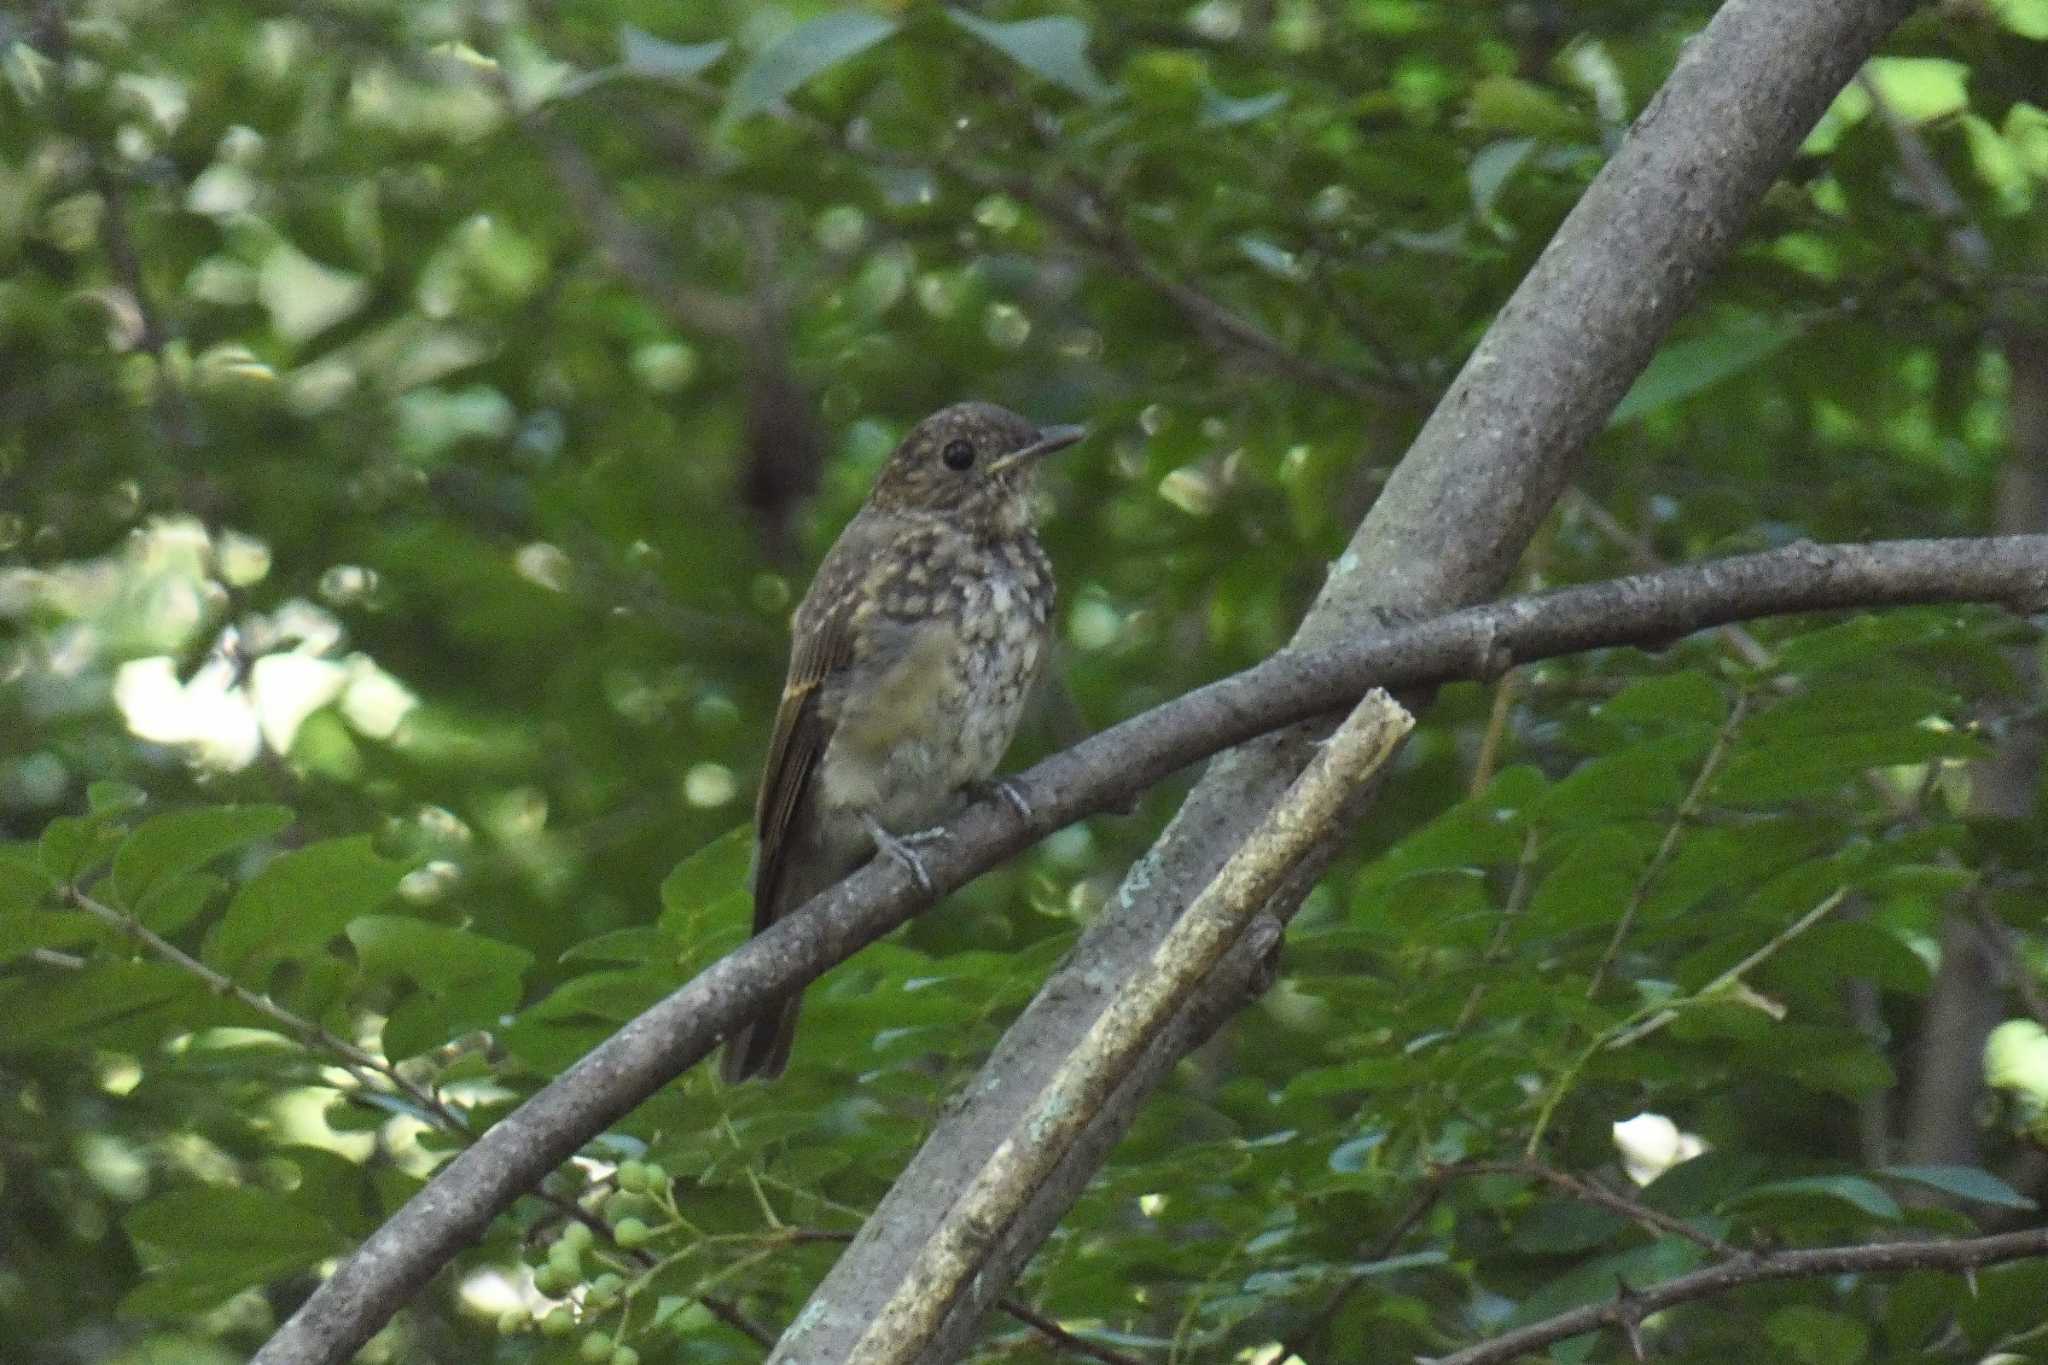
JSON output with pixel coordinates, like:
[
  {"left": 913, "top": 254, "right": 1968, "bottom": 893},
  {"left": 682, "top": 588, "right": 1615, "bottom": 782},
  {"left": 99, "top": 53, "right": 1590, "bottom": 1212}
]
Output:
[{"left": 3, "top": 0, "right": 2048, "bottom": 1362}]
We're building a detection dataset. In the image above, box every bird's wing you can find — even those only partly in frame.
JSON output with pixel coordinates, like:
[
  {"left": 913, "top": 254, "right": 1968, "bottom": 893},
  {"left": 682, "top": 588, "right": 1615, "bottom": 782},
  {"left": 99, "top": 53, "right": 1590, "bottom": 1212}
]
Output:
[{"left": 753, "top": 566, "right": 859, "bottom": 930}]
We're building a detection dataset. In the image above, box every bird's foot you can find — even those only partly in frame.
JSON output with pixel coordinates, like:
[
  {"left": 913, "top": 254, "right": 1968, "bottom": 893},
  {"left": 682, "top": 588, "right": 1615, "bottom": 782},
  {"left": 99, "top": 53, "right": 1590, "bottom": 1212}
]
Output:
[
  {"left": 968, "top": 777, "right": 1033, "bottom": 819},
  {"left": 862, "top": 814, "right": 943, "bottom": 895}
]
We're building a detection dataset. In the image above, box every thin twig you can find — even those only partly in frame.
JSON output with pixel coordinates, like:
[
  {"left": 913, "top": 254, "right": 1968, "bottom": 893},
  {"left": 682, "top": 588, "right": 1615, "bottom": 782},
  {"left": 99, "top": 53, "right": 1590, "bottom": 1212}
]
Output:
[
  {"left": 32, "top": 0, "right": 196, "bottom": 445},
  {"left": 1603, "top": 886, "right": 1850, "bottom": 1050},
  {"left": 64, "top": 887, "right": 467, "bottom": 1132},
  {"left": 994, "top": 164, "right": 1402, "bottom": 405},
  {"left": 700, "top": 1295, "right": 776, "bottom": 1348},
  {"left": 996, "top": 1297, "right": 1146, "bottom": 1365},
  {"left": 1453, "top": 828, "right": 1541, "bottom": 1033},
  {"left": 1857, "top": 73, "right": 1993, "bottom": 273},
  {"left": 1586, "top": 690, "right": 1750, "bottom": 998},
  {"left": 1445, "top": 1159, "right": 1745, "bottom": 1260},
  {"left": 1565, "top": 488, "right": 1775, "bottom": 668},
  {"left": 1526, "top": 886, "right": 1851, "bottom": 1157},
  {"left": 1468, "top": 668, "right": 1520, "bottom": 796},
  {"left": 1434, "top": 1225, "right": 2048, "bottom": 1365},
  {"left": 1273, "top": 1172, "right": 1450, "bottom": 1365}
]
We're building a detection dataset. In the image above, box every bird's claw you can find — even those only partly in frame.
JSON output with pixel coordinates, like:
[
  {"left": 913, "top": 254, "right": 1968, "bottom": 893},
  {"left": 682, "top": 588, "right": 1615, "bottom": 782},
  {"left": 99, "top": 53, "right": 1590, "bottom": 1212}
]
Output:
[
  {"left": 862, "top": 815, "right": 941, "bottom": 895},
  {"left": 970, "top": 777, "right": 1033, "bottom": 819}
]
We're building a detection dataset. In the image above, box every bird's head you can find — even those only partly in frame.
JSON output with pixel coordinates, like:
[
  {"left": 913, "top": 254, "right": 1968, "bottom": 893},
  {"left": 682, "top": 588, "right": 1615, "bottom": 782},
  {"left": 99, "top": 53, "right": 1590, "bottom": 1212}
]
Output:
[{"left": 866, "top": 402, "right": 1085, "bottom": 530}]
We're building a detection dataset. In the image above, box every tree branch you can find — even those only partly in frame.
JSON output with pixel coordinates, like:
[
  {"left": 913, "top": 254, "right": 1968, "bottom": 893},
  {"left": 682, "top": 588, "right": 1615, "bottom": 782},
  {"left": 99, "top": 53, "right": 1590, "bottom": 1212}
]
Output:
[
  {"left": 256, "top": 531, "right": 2046, "bottom": 1365},
  {"left": 1585, "top": 690, "right": 1750, "bottom": 998},
  {"left": 777, "top": 1, "right": 1927, "bottom": 1358},
  {"left": 848, "top": 692, "right": 1414, "bottom": 1365},
  {"left": 1443, "top": 1159, "right": 1743, "bottom": 1261},
  {"left": 64, "top": 887, "right": 467, "bottom": 1133},
  {"left": 1434, "top": 1227, "right": 2048, "bottom": 1365}
]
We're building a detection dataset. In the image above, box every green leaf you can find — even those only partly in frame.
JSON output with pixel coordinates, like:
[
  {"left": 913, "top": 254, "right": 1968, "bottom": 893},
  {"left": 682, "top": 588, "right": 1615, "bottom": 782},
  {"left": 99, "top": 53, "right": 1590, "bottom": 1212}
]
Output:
[
  {"left": 0, "top": 961, "right": 198, "bottom": 1047},
  {"left": 205, "top": 837, "right": 403, "bottom": 982},
  {"left": 1640, "top": 1151, "right": 1765, "bottom": 1216},
  {"left": 618, "top": 24, "right": 728, "bottom": 81},
  {"left": 40, "top": 814, "right": 126, "bottom": 883},
  {"left": 724, "top": 12, "right": 898, "bottom": 124},
  {"left": 1465, "top": 75, "right": 1589, "bottom": 139},
  {"left": 1735, "top": 1175, "right": 1901, "bottom": 1222},
  {"left": 1775, "top": 921, "right": 1930, "bottom": 995},
  {"left": 1512, "top": 1199, "right": 1626, "bottom": 1253},
  {"left": 123, "top": 1186, "right": 345, "bottom": 1316},
  {"left": 1512, "top": 1239, "right": 1701, "bottom": 1326},
  {"left": 561, "top": 925, "right": 680, "bottom": 964},
  {"left": 347, "top": 915, "right": 533, "bottom": 992},
  {"left": 141, "top": 873, "right": 225, "bottom": 936},
  {"left": 950, "top": 12, "right": 1115, "bottom": 103},
  {"left": 1468, "top": 137, "right": 1535, "bottom": 224},
  {"left": 1599, "top": 671, "right": 1728, "bottom": 727},
  {"left": 1353, "top": 767, "right": 1538, "bottom": 895},
  {"left": 1879, "top": 1165, "right": 2037, "bottom": 1211},
  {"left": 659, "top": 824, "right": 752, "bottom": 932},
  {"left": 1522, "top": 828, "right": 1654, "bottom": 933},
  {"left": 1765, "top": 1305, "right": 1869, "bottom": 1365},
  {"left": 0, "top": 849, "right": 81, "bottom": 963},
  {"left": 1612, "top": 319, "right": 1804, "bottom": 424},
  {"left": 86, "top": 781, "right": 147, "bottom": 815},
  {"left": 1989, "top": 0, "right": 2048, "bottom": 38},
  {"left": 1201, "top": 88, "right": 1287, "bottom": 127},
  {"left": 1327, "top": 1131, "right": 1385, "bottom": 1173},
  {"left": 1862, "top": 57, "right": 1969, "bottom": 125},
  {"left": 0, "top": 849, "right": 57, "bottom": 915},
  {"left": 1533, "top": 733, "right": 1705, "bottom": 824},
  {"left": 112, "top": 805, "right": 291, "bottom": 914}
]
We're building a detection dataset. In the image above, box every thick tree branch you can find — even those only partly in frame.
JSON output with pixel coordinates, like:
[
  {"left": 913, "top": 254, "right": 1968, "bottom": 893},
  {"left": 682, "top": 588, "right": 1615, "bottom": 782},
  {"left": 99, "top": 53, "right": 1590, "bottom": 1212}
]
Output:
[
  {"left": 1434, "top": 1227, "right": 2048, "bottom": 1365},
  {"left": 256, "top": 532, "right": 2047, "bottom": 1365},
  {"left": 849, "top": 692, "right": 1413, "bottom": 1365},
  {"left": 782, "top": 2, "right": 1929, "bottom": 1357}
]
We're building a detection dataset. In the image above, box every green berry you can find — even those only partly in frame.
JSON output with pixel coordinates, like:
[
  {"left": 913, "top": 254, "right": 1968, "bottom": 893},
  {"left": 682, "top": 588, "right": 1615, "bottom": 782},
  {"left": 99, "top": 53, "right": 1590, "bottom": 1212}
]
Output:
[
  {"left": 610, "top": 1347, "right": 639, "bottom": 1365},
  {"left": 561, "top": 1219, "right": 595, "bottom": 1251},
  {"left": 540, "top": 1307, "right": 576, "bottom": 1338},
  {"left": 615, "top": 1160, "right": 649, "bottom": 1193},
  {"left": 579, "top": 1330, "right": 613, "bottom": 1362},
  {"left": 547, "top": 1239, "right": 583, "bottom": 1279},
  {"left": 613, "top": 1216, "right": 652, "bottom": 1248},
  {"left": 496, "top": 1308, "right": 526, "bottom": 1335},
  {"left": 603, "top": 1191, "right": 650, "bottom": 1223}
]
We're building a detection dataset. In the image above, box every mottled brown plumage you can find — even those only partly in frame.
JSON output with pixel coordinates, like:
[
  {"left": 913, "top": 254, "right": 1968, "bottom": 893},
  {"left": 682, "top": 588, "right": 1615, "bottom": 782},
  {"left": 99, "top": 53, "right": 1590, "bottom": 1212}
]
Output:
[{"left": 722, "top": 402, "right": 1084, "bottom": 1082}]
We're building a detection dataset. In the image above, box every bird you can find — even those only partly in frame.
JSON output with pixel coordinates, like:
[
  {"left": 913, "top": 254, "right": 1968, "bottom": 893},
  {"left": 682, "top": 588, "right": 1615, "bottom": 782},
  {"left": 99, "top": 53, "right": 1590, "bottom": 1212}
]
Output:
[{"left": 721, "top": 401, "right": 1086, "bottom": 1082}]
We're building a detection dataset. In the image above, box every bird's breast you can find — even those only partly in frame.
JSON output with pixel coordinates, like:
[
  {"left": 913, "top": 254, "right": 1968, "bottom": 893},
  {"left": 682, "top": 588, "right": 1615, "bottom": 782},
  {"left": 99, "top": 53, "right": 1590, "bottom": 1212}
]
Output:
[{"left": 816, "top": 535, "right": 1052, "bottom": 833}]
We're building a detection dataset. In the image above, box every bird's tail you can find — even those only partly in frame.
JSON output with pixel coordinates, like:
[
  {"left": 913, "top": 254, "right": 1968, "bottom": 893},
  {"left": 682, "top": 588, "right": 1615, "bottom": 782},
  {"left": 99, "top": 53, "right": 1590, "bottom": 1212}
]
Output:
[{"left": 721, "top": 991, "right": 802, "bottom": 1082}]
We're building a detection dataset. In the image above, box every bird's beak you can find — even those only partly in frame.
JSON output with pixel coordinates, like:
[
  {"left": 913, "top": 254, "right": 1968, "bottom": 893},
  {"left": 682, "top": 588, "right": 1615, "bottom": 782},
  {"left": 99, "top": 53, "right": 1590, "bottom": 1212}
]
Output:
[{"left": 988, "top": 424, "right": 1087, "bottom": 477}]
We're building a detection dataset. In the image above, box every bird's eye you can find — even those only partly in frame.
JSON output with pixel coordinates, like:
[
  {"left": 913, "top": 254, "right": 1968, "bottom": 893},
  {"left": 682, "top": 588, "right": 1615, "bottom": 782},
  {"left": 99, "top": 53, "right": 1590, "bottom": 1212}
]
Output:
[{"left": 941, "top": 438, "right": 976, "bottom": 471}]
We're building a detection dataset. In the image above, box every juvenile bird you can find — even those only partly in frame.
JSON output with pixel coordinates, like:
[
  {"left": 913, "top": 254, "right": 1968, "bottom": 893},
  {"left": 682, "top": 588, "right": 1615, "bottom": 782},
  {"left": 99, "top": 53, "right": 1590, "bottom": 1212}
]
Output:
[{"left": 722, "top": 402, "right": 1085, "bottom": 1081}]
